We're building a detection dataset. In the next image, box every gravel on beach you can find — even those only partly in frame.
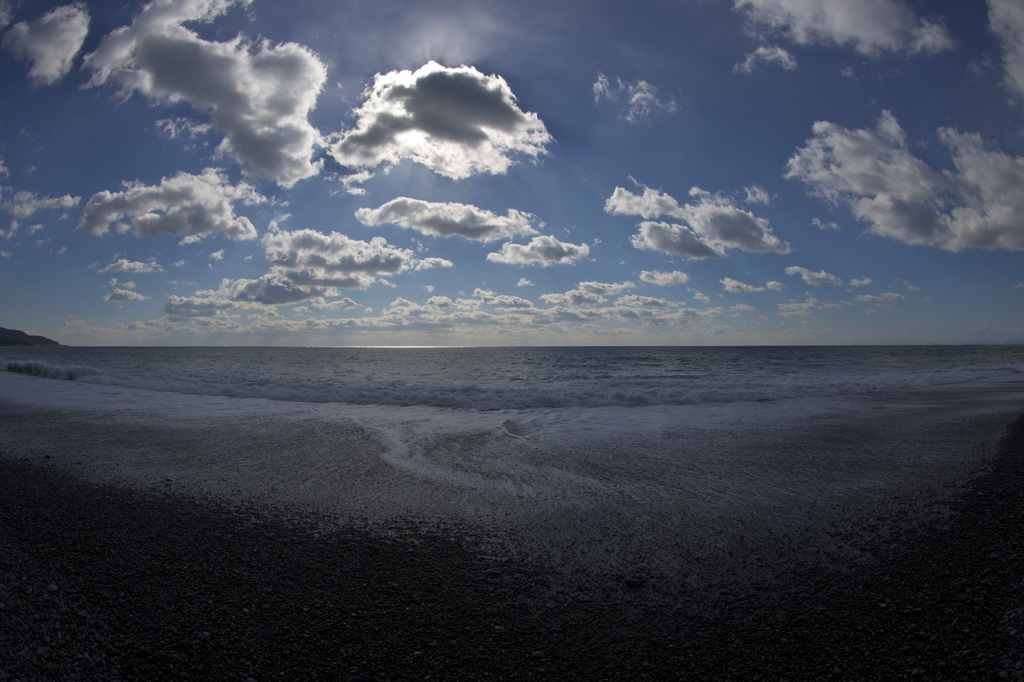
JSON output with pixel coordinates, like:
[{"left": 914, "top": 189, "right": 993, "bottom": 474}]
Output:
[{"left": 2, "top": 414, "right": 1024, "bottom": 681}]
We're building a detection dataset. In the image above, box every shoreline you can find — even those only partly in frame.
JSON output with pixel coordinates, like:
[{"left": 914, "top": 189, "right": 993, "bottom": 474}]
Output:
[{"left": 1, "top": 412, "right": 1024, "bottom": 679}]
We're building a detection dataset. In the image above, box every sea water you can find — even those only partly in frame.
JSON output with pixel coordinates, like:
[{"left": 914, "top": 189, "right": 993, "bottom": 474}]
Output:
[
  {"left": 2, "top": 345, "right": 1024, "bottom": 590},
  {"left": 2, "top": 345, "right": 1023, "bottom": 408}
]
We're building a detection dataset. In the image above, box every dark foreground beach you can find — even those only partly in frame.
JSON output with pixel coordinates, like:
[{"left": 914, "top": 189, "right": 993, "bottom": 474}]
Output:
[{"left": 2, "top": 411, "right": 1024, "bottom": 681}]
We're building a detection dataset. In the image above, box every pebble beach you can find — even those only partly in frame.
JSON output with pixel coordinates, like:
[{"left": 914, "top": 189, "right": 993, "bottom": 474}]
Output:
[{"left": 2, "top": 401, "right": 1024, "bottom": 681}]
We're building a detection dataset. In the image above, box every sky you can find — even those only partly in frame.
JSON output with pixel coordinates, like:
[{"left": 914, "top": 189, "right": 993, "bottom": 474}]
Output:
[{"left": 1, "top": 0, "right": 1023, "bottom": 346}]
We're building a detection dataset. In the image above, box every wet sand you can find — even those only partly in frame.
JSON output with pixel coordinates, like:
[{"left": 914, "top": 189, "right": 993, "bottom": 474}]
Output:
[{"left": 1, "top": 406, "right": 1024, "bottom": 680}]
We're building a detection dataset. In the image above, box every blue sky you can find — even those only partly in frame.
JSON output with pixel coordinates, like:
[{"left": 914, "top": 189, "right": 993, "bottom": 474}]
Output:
[{"left": 1, "top": 0, "right": 1022, "bottom": 346}]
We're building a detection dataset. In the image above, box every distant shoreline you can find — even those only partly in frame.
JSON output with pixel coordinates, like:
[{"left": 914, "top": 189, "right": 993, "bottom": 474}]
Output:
[{"left": 0, "top": 326, "right": 61, "bottom": 347}]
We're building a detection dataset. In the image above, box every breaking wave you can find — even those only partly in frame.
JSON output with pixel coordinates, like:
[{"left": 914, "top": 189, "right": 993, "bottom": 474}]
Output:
[{"left": 1, "top": 361, "right": 101, "bottom": 381}]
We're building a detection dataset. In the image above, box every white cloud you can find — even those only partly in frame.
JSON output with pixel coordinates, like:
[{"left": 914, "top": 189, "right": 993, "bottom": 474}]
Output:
[
  {"left": 577, "top": 280, "right": 635, "bottom": 296},
  {"left": 164, "top": 273, "right": 325, "bottom": 316},
  {"left": 330, "top": 61, "right": 551, "bottom": 183},
  {"left": 989, "top": 0, "right": 1024, "bottom": 98},
  {"left": 767, "top": 280, "right": 784, "bottom": 290},
  {"left": 614, "top": 294, "right": 674, "bottom": 308},
  {"left": 721, "top": 277, "right": 765, "bottom": 293},
  {"left": 849, "top": 277, "right": 872, "bottom": 287},
  {"left": 593, "top": 72, "right": 678, "bottom": 123},
  {"left": 734, "top": 0, "right": 953, "bottom": 56},
  {"left": 0, "top": 1, "right": 11, "bottom": 29},
  {"left": 744, "top": 184, "right": 771, "bottom": 204},
  {"left": 631, "top": 221, "right": 725, "bottom": 260},
  {"left": 0, "top": 158, "right": 8, "bottom": 177},
  {"left": 733, "top": 45, "right": 797, "bottom": 74},
  {"left": 209, "top": 249, "right": 225, "bottom": 260},
  {"left": 788, "top": 111, "right": 1024, "bottom": 251},
  {"left": 2, "top": 190, "right": 80, "bottom": 219},
  {"left": 79, "top": 168, "right": 264, "bottom": 242},
  {"left": 2, "top": 3, "right": 89, "bottom": 85},
  {"left": 156, "top": 117, "right": 211, "bottom": 140},
  {"left": 100, "top": 258, "right": 162, "bottom": 273},
  {"left": 605, "top": 184, "right": 686, "bottom": 219},
  {"left": 516, "top": 278, "right": 534, "bottom": 287},
  {"left": 540, "top": 289, "right": 607, "bottom": 306},
  {"left": 778, "top": 297, "right": 842, "bottom": 317},
  {"left": 103, "top": 288, "right": 150, "bottom": 302},
  {"left": 84, "top": 0, "right": 325, "bottom": 187},
  {"left": 415, "top": 257, "right": 453, "bottom": 270},
  {"left": 355, "top": 197, "right": 537, "bottom": 242},
  {"left": 261, "top": 226, "right": 415, "bottom": 291},
  {"left": 609, "top": 183, "right": 789, "bottom": 259},
  {"left": 784, "top": 265, "right": 843, "bottom": 286},
  {"left": 812, "top": 217, "right": 839, "bottom": 230},
  {"left": 486, "top": 235, "right": 590, "bottom": 266},
  {"left": 640, "top": 269, "right": 690, "bottom": 286},
  {"left": 483, "top": 294, "right": 536, "bottom": 310},
  {"left": 855, "top": 292, "right": 905, "bottom": 303}
]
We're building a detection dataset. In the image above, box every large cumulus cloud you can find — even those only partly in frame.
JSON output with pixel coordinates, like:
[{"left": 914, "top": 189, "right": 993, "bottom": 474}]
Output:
[
  {"left": 78, "top": 168, "right": 264, "bottom": 242},
  {"left": 84, "top": 0, "right": 326, "bottom": 187},
  {"left": 330, "top": 61, "right": 551, "bottom": 184},
  {"left": 355, "top": 197, "right": 537, "bottom": 242},
  {"left": 2, "top": 3, "right": 90, "bottom": 85},
  {"left": 787, "top": 111, "right": 1024, "bottom": 251},
  {"left": 607, "top": 183, "right": 789, "bottom": 259},
  {"left": 486, "top": 235, "right": 589, "bottom": 266}
]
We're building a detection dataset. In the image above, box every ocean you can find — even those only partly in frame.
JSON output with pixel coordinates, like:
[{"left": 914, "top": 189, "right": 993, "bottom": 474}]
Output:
[
  {"left": 2, "top": 344, "right": 1023, "bottom": 409},
  {"left": 2, "top": 345, "right": 1024, "bottom": 589}
]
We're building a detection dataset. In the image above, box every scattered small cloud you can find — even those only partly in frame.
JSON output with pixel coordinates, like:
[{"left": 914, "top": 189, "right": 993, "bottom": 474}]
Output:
[
  {"left": 640, "top": 270, "right": 690, "bottom": 286},
  {"left": 778, "top": 296, "right": 843, "bottom": 317},
  {"left": 734, "top": 0, "right": 953, "bottom": 56},
  {"left": 785, "top": 265, "right": 843, "bottom": 286},
  {"left": 733, "top": 45, "right": 797, "bottom": 74},
  {"left": 593, "top": 72, "right": 678, "bottom": 123},
  {"left": 855, "top": 292, "right": 905, "bottom": 304},
  {"left": 744, "top": 184, "right": 771, "bottom": 204},
  {"left": 355, "top": 198, "right": 538, "bottom": 242},
  {"left": 721, "top": 277, "right": 765, "bottom": 293},
  {"left": 486, "top": 235, "right": 590, "bottom": 267},
  {"left": 103, "top": 287, "right": 150, "bottom": 302},
  {"left": 99, "top": 258, "right": 162, "bottom": 274}
]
